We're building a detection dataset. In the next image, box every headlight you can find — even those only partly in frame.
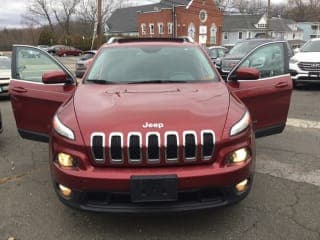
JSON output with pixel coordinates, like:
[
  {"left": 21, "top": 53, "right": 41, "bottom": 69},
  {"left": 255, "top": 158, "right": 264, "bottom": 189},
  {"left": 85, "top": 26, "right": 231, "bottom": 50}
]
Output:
[
  {"left": 289, "top": 59, "right": 299, "bottom": 64},
  {"left": 230, "top": 111, "right": 250, "bottom": 136},
  {"left": 53, "top": 115, "right": 75, "bottom": 140},
  {"left": 227, "top": 148, "right": 250, "bottom": 164}
]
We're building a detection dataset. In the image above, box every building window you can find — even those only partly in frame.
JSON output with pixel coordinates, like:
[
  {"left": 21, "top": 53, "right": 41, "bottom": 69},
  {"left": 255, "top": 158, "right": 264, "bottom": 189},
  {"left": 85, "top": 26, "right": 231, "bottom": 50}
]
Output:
[
  {"left": 223, "top": 32, "right": 228, "bottom": 40},
  {"left": 210, "top": 24, "right": 217, "bottom": 45},
  {"left": 158, "top": 23, "right": 164, "bottom": 35},
  {"left": 238, "top": 32, "right": 243, "bottom": 39},
  {"left": 141, "top": 24, "right": 146, "bottom": 35},
  {"left": 188, "top": 23, "right": 196, "bottom": 40},
  {"left": 149, "top": 23, "right": 154, "bottom": 35},
  {"left": 168, "top": 22, "right": 173, "bottom": 35},
  {"left": 311, "top": 25, "right": 318, "bottom": 30},
  {"left": 258, "top": 24, "right": 266, "bottom": 28}
]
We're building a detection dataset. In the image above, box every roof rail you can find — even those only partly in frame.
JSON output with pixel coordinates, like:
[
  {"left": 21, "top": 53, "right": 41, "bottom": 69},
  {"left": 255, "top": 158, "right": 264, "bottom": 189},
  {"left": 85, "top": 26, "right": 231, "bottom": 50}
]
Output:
[{"left": 107, "top": 37, "right": 195, "bottom": 44}]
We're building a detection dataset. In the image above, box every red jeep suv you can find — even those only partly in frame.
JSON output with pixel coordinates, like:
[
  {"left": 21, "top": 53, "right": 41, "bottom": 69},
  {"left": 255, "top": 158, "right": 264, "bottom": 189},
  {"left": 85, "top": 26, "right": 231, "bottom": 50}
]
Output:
[{"left": 9, "top": 38, "right": 292, "bottom": 212}]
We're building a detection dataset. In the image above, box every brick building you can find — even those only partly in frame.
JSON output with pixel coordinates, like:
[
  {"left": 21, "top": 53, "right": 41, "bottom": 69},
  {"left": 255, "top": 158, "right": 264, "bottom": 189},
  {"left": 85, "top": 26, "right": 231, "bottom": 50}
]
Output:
[{"left": 107, "top": 0, "right": 224, "bottom": 46}]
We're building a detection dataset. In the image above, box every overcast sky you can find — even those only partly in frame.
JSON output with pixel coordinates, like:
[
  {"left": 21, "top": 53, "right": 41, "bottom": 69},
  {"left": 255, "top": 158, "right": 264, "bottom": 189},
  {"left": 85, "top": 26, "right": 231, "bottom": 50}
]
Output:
[
  {"left": 0, "top": 0, "right": 159, "bottom": 29},
  {"left": 0, "top": 0, "right": 286, "bottom": 29}
]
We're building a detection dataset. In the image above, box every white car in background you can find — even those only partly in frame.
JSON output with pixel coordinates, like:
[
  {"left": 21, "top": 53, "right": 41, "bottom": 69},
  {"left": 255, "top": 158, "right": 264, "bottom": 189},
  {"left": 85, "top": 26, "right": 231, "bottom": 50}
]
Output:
[
  {"left": 0, "top": 56, "right": 11, "bottom": 95},
  {"left": 290, "top": 38, "right": 320, "bottom": 87}
]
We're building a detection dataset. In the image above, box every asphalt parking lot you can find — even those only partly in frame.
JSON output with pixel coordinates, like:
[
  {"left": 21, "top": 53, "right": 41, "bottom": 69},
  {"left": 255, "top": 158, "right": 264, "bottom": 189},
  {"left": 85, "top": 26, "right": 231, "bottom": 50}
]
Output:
[{"left": 0, "top": 56, "right": 319, "bottom": 240}]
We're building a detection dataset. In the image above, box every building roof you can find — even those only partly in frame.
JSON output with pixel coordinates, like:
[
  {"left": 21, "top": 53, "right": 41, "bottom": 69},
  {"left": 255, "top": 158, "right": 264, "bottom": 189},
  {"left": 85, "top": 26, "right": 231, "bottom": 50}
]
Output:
[
  {"left": 223, "top": 14, "right": 301, "bottom": 32},
  {"left": 222, "top": 14, "right": 262, "bottom": 31},
  {"left": 107, "top": 0, "right": 192, "bottom": 33}
]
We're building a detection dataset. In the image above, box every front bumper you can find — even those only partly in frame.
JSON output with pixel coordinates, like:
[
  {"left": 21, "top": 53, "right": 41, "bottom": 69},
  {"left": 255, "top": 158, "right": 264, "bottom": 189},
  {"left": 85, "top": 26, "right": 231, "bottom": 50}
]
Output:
[
  {"left": 290, "top": 63, "right": 320, "bottom": 83},
  {"left": 54, "top": 176, "right": 253, "bottom": 213},
  {"left": 0, "top": 82, "right": 9, "bottom": 95}
]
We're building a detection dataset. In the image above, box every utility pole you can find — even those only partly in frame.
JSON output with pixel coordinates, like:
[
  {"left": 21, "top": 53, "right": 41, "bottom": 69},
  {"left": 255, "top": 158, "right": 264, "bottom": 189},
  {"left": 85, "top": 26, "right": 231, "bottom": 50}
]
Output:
[
  {"left": 97, "top": 0, "right": 103, "bottom": 47},
  {"left": 265, "top": 0, "right": 271, "bottom": 38}
]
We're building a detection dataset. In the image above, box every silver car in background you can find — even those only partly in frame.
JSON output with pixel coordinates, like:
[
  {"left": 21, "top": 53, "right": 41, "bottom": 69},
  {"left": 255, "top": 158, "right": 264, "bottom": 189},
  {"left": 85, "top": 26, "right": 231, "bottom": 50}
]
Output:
[
  {"left": 75, "top": 50, "right": 97, "bottom": 78},
  {"left": 0, "top": 56, "right": 11, "bottom": 96}
]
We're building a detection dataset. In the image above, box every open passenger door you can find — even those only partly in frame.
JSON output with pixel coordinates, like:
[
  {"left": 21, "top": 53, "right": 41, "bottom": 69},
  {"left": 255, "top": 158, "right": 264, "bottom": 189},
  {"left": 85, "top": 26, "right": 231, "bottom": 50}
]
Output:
[
  {"left": 9, "top": 45, "right": 77, "bottom": 142},
  {"left": 227, "top": 42, "right": 293, "bottom": 138}
]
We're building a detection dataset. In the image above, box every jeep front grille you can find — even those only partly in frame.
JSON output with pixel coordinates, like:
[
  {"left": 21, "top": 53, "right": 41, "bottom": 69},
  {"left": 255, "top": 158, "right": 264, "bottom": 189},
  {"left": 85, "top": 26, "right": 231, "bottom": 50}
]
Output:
[
  {"left": 91, "top": 133, "right": 105, "bottom": 163},
  {"left": 298, "top": 62, "right": 320, "bottom": 72},
  {"left": 90, "top": 130, "right": 215, "bottom": 166}
]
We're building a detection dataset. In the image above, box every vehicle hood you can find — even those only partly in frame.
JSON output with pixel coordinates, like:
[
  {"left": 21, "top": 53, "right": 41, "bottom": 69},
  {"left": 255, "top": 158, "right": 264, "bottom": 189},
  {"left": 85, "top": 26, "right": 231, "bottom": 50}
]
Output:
[
  {"left": 292, "top": 52, "right": 320, "bottom": 62},
  {"left": 73, "top": 82, "right": 230, "bottom": 145}
]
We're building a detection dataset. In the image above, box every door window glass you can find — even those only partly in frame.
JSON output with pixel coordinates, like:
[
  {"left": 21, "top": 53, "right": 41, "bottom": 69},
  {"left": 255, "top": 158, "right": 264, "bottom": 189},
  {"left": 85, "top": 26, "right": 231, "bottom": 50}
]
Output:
[
  {"left": 16, "top": 47, "right": 61, "bottom": 82},
  {"left": 239, "top": 43, "right": 285, "bottom": 78}
]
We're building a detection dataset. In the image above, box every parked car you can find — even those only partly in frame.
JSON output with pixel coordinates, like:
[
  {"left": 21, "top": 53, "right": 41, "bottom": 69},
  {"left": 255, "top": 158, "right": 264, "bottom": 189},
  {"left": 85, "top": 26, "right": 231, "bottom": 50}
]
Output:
[
  {"left": 219, "top": 38, "right": 292, "bottom": 79},
  {"left": 290, "top": 38, "right": 320, "bottom": 87},
  {"left": 47, "top": 45, "right": 66, "bottom": 55},
  {"left": 37, "top": 45, "right": 50, "bottom": 52},
  {"left": 9, "top": 38, "right": 292, "bottom": 213},
  {"left": 0, "top": 56, "right": 11, "bottom": 95},
  {"left": 75, "top": 50, "right": 97, "bottom": 78},
  {"left": 207, "top": 46, "right": 228, "bottom": 65},
  {"left": 56, "top": 46, "right": 83, "bottom": 57}
]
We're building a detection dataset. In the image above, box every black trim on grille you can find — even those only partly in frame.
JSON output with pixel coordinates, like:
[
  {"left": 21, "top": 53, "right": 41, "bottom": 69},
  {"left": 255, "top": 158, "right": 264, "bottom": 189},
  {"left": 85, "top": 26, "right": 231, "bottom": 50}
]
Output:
[
  {"left": 166, "top": 133, "right": 178, "bottom": 161},
  {"left": 128, "top": 134, "right": 141, "bottom": 162},
  {"left": 202, "top": 131, "right": 214, "bottom": 160},
  {"left": 147, "top": 134, "right": 160, "bottom": 162},
  {"left": 184, "top": 132, "right": 196, "bottom": 160},
  {"left": 91, "top": 134, "right": 105, "bottom": 162},
  {"left": 110, "top": 135, "right": 123, "bottom": 162}
]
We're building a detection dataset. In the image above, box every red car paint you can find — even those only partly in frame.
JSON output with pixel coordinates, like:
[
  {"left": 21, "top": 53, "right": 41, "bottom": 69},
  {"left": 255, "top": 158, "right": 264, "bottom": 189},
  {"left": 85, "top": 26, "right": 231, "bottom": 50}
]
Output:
[{"left": 9, "top": 39, "right": 292, "bottom": 212}]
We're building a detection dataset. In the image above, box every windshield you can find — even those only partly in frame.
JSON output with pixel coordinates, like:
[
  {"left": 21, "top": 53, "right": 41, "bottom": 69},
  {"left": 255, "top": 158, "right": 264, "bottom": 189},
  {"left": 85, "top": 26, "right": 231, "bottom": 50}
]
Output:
[
  {"left": 228, "top": 41, "right": 264, "bottom": 57},
  {"left": 86, "top": 46, "right": 218, "bottom": 84},
  {"left": 0, "top": 58, "right": 11, "bottom": 70},
  {"left": 301, "top": 40, "right": 320, "bottom": 52}
]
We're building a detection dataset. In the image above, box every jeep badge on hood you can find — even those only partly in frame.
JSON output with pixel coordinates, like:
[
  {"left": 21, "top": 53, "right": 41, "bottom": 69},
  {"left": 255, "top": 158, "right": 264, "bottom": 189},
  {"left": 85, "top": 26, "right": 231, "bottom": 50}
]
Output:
[{"left": 142, "top": 122, "right": 164, "bottom": 129}]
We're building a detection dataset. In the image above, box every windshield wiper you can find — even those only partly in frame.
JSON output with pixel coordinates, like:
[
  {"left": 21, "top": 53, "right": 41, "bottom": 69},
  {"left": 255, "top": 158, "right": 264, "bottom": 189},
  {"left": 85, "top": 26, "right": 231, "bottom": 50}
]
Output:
[
  {"left": 128, "top": 80, "right": 188, "bottom": 84},
  {"left": 86, "top": 79, "right": 118, "bottom": 84}
]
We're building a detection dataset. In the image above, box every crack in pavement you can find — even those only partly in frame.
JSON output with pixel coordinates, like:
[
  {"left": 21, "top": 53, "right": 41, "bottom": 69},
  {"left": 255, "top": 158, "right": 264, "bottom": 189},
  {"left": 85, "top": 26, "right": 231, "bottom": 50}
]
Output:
[
  {"left": 0, "top": 167, "right": 46, "bottom": 185},
  {"left": 278, "top": 184, "right": 320, "bottom": 237}
]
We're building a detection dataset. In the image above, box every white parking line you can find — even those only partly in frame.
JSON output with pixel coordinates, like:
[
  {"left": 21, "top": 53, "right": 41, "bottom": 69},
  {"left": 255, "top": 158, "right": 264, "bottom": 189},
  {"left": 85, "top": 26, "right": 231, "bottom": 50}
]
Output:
[
  {"left": 286, "top": 118, "right": 320, "bottom": 129},
  {"left": 256, "top": 154, "right": 320, "bottom": 187}
]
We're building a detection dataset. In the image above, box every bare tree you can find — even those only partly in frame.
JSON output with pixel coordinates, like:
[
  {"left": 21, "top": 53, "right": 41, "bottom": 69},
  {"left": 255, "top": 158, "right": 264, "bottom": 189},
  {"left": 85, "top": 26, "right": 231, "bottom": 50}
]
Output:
[
  {"left": 287, "top": 0, "right": 320, "bottom": 21},
  {"left": 22, "top": 0, "right": 55, "bottom": 33},
  {"left": 52, "top": 0, "right": 79, "bottom": 35},
  {"left": 77, "top": 0, "right": 126, "bottom": 25}
]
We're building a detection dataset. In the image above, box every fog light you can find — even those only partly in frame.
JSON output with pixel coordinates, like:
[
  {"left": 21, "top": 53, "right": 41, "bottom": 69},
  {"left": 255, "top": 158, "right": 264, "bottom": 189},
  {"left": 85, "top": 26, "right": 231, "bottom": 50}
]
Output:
[
  {"left": 235, "top": 179, "right": 249, "bottom": 192},
  {"left": 228, "top": 148, "right": 250, "bottom": 164},
  {"left": 59, "top": 184, "right": 72, "bottom": 198},
  {"left": 57, "top": 153, "right": 74, "bottom": 167}
]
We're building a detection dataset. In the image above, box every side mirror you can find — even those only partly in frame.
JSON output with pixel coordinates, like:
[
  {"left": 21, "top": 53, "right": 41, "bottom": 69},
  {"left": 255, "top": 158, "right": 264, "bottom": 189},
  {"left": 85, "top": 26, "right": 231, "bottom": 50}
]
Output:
[
  {"left": 294, "top": 48, "right": 300, "bottom": 54},
  {"left": 42, "top": 71, "right": 67, "bottom": 84},
  {"left": 235, "top": 67, "right": 260, "bottom": 81}
]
